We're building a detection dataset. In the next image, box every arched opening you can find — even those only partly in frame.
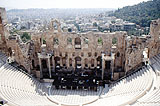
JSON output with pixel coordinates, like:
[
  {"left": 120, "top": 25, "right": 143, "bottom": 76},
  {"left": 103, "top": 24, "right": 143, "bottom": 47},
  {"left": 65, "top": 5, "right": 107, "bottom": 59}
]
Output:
[
  {"left": 43, "top": 39, "right": 46, "bottom": 44},
  {"left": 91, "top": 59, "right": 94, "bottom": 67},
  {"left": 75, "top": 56, "right": 81, "bottom": 69},
  {"left": 81, "top": 52, "right": 84, "bottom": 57},
  {"left": 67, "top": 37, "right": 72, "bottom": 45},
  {"left": 69, "top": 58, "right": 72, "bottom": 67},
  {"left": 75, "top": 37, "right": 81, "bottom": 49},
  {"left": 62, "top": 57, "right": 66, "bottom": 67},
  {"left": 84, "top": 58, "right": 88, "bottom": 68},
  {"left": 51, "top": 20, "right": 59, "bottom": 30},
  {"left": 98, "top": 37, "right": 103, "bottom": 45},
  {"left": 112, "top": 37, "right": 117, "bottom": 45},
  {"left": 32, "top": 60, "right": 35, "bottom": 68},
  {"left": 54, "top": 57, "right": 60, "bottom": 69},
  {"left": 105, "top": 61, "right": 111, "bottom": 70},
  {"left": 117, "top": 52, "right": 120, "bottom": 57},
  {"left": 97, "top": 56, "right": 102, "bottom": 69},
  {"left": 84, "top": 37, "right": 89, "bottom": 44},
  {"left": 88, "top": 52, "right": 92, "bottom": 57},
  {"left": 42, "top": 59, "right": 47, "bottom": 69},
  {"left": 53, "top": 38, "right": 59, "bottom": 45},
  {"left": 95, "top": 52, "right": 97, "bottom": 57},
  {"left": 40, "top": 38, "right": 42, "bottom": 44},
  {"left": 8, "top": 48, "right": 12, "bottom": 56}
]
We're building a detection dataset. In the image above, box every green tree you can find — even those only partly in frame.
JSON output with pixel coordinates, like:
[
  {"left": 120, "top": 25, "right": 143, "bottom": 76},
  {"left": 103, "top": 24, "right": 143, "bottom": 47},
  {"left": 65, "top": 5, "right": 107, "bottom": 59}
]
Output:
[
  {"left": 21, "top": 32, "right": 31, "bottom": 42},
  {"left": 93, "top": 22, "right": 98, "bottom": 27}
]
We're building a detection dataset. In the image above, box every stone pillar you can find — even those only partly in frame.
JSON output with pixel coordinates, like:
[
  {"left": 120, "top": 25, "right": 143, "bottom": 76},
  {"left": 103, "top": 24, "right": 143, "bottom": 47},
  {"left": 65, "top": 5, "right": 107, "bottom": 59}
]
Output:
[
  {"left": 111, "top": 53, "right": 115, "bottom": 79},
  {"left": 48, "top": 57, "right": 51, "bottom": 78},
  {"left": 66, "top": 57, "right": 69, "bottom": 68},
  {"left": 72, "top": 58, "right": 75, "bottom": 70},
  {"left": 39, "top": 58, "right": 43, "bottom": 78},
  {"left": 81, "top": 58, "right": 85, "bottom": 69},
  {"left": 52, "top": 56, "right": 55, "bottom": 71},
  {"left": 94, "top": 59, "right": 97, "bottom": 69},
  {"left": 60, "top": 57, "right": 63, "bottom": 67},
  {"left": 88, "top": 58, "right": 91, "bottom": 68}
]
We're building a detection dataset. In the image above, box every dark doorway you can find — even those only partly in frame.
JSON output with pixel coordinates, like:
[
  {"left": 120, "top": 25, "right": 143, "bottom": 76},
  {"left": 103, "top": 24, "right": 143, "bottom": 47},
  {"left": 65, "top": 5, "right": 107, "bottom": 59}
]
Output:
[
  {"left": 105, "top": 61, "right": 111, "bottom": 70},
  {"left": 75, "top": 56, "right": 81, "bottom": 69},
  {"left": 42, "top": 59, "right": 47, "bottom": 69},
  {"left": 97, "top": 56, "right": 102, "bottom": 68},
  {"left": 32, "top": 60, "right": 35, "bottom": 68},
  {"left": 8, "top": 48, "right": 12, "bottom": 56},
  {"left": 54, "top": 57, "right": 60, "bottom": 66},
  {"left": 75, "top": 37, "right": 81, "bottom": 49}
]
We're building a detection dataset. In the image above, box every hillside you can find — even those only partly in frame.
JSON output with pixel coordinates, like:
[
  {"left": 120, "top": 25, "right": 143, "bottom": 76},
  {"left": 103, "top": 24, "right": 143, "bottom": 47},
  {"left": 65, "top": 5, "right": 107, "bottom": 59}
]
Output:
[{"left": 109, "top": 0, "right": 160, "bottom": 27}]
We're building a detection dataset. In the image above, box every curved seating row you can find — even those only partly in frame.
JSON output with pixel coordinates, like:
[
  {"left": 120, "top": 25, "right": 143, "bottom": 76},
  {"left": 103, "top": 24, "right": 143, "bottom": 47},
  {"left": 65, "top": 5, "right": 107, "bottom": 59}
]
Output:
[
  {"left": 1, "top": 52, "right": 160, "bottom": 106},
  {"left": 0, "top": 63, "right": 57, "bottom": 106},
  {"left": 85, "top": 66, "right": 154, "bottom": 106},
  {"left": 48, "top": 86, "right": 102, "bottom": 106},
  {"left": 132, "top": 54, "right": 160, "bottom": 105}
]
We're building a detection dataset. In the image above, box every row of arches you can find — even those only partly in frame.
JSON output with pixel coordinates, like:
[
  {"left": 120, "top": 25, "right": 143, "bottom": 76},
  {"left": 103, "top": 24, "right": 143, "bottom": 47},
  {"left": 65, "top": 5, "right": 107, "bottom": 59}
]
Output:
[
  {"left": 54, "top": 56, "right": 102, "bottom": 69},
  {"left": 51, "top": 37, "right": 118, "bottom": 46}
]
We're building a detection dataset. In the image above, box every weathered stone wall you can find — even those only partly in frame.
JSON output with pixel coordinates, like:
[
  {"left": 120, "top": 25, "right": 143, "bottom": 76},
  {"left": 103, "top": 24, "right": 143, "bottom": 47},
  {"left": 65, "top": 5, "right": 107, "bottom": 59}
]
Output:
[
  {"left": 0, "top": 7, "right": 9, "bottom": 53},
  {"left": 31, "top": 29, "right": 127, "bottom": 73},
  {"left": 0, "top": 7, "right": 160, "bottom": 80}
]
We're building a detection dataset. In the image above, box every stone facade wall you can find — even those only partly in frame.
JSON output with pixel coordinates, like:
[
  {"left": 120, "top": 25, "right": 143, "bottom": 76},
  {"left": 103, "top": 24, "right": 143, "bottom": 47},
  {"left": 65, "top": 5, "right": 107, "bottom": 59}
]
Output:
[
  {"left": 0, "top": 7, "right": 9, "bottom": 53},
  {"left": 0, "top": 7, "right": 160, "bottom": 80}
]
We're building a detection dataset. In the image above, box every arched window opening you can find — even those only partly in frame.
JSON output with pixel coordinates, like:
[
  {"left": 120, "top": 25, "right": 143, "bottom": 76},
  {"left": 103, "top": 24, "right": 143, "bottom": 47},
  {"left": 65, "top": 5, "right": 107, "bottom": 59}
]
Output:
[
  {"left": 69, "top": 58, "right": 72, "bottom": 67},
  {"left": 98, "top": 37, "right": 103, "bottom": 45},
  {"left": 42, "top": 59, "right": 47, "bottom": 69},
  {"left": 117, "top": 52, "right": 120, "bottom": 57},
  {"left": 75, "top": 56, "right": 81, "bottom": 69},
  {"left": 95, "top": 52, "right": 97, "bottom": 57},
  {"left": 8, "top": 47, "right": 12, "bottom": 56},
  {"left": 112, "top": 37, "right": 117, "bottom": 45},
  {"left": 91, "top": 59, "right": 94, "bottom": 67},
  {"left": 75, "top": 37, "right": 81, "bottom": 49},
  {"left": 43, "top": 39, "right": 46, "bottom": 44},
  {"left": 84, "top": 37, "right": 89, "bottom": 44},
  {"left": 53, "top": 38, "right": 59, "bottom": 45},
  {"left": 67, "top": 37, "right": 72, "bottom": 45},
  {"left": 62, "top": 57, "right": 66, "bottom": 67},
  {"left": 88, "top": 52, "right": 92, "bottom": 57},
  {"left": 81, "top": 52, "right": 84, "bottom": 57},
  {"left": 54, "top": 57, "right": 60, "bottom": 68},
  {"left": 97, "top": 56, "right": 102, "bottom": 69},
  {"left": 84, "top": 58, "right": 88, "bottom": 67},
  {"left": 32, "top": 60, "right": 35, "bottom": 68}
]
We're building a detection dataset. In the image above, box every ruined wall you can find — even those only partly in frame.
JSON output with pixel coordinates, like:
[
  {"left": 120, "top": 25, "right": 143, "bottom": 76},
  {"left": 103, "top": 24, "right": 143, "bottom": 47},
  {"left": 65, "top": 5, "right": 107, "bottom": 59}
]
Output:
[
  {"left": 31, "top": 20, "right": 127, "bottom": 77},
  {"left": 148, "top": 19, "right": 160, "bottom": 58},
  {"left": 1, "top": 7, "right": 160, "bottom": 80},
  {"left": 0, "top": 7, "right": 9, "bottom": 53}
]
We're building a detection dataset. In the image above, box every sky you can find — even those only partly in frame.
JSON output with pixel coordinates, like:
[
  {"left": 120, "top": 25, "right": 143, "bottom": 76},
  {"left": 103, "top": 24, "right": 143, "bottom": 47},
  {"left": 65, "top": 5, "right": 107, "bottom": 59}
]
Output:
[{"left": 0, "top": 0, "right": 150, "bottom": 10}]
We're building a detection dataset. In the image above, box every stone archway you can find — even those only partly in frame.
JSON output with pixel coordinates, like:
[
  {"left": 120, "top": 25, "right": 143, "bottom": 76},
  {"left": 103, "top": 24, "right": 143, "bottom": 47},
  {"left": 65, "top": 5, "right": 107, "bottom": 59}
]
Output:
[
  {"left": 62, "top": 57, "right": 66, "bottom": 67},
  {"left": 91, "top": 59, "right": 94, "bottom": 67},
  {"left": 69, "top": 58, "right": 72, "bottom": 67},
  {"left": 42, "top": 59, "right": 47, "bottom": 69},
  {"left": 8, "top": 47, "right": 12, "bottom": 56},
  {"left": 75, "top": 37, "right": 81, "bottom": 49},
  {"left": 75, "top": 56, "right": 81, "bottom": 69},
  {"left": 84, "top": 58, "right": 88, "bottom": 68},
  {"left": 97, "top": 56, "right": 102, "bottom": 69},
  {"left": 54, "top": 56, "right": 60, "bottom": 68}
]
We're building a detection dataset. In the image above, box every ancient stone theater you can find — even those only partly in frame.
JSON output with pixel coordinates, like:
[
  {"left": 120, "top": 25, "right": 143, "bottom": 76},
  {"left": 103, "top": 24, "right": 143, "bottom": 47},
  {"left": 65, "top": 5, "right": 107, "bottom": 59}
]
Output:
[{"left": 1, "top": 7, "right": 160, "bottom": 106}]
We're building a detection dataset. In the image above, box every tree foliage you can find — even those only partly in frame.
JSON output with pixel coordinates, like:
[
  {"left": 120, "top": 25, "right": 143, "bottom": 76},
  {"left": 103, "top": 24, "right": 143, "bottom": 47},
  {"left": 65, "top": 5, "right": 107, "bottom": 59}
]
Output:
[
  {"left": 109, "top": 0, "right": 160, "bottom": 27},
  {"left": 21, "top": 32, "right": 31, "bottom": 42}
]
